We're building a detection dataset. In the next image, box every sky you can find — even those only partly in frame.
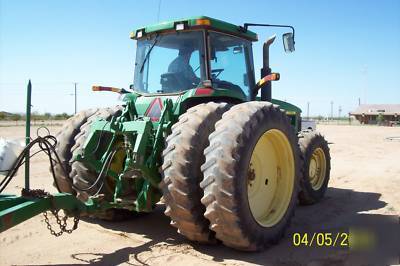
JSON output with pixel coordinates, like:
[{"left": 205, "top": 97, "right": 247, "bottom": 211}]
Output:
[{"left": 0, "top": 0, "right": 399, "bottom": 116}]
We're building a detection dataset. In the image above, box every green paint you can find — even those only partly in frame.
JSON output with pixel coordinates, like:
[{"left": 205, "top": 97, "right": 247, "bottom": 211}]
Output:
[
  {"left": 25, "top": 80, "right": 32, "bottom": 189},
  {"left": 271, "top": 99, "right": 302, "bottom": 114},
  {"left": 0, "top": 193, "right": 89, "bottom": 233},
  {"left": 132, "top": 16, "right": 258, "bottom": 41},
  {"left": 75, "top": 98, "right": 175, "bottom": 212},
  {"left": 271, "top": 98, "right": 302, "bottom": 131}
]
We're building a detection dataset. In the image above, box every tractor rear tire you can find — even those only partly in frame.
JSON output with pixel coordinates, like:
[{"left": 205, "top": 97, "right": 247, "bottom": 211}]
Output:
[
  {"left": 200, "top": 102, "right": 301, "bottom": 251},
  {"left": 161, "top": 102, "right": 229, "bottom": 243},
  {"left": 54, "top": 106, "right": 131, "bottom": 221},
  {"left": 70, "top": 106, "right": 123, "bottom": 202},
  {"left": 53, "top": 109, "right": 97, "bottom": 194},
  {"left": 70, "top": 106, "right": 130, "bottom": 221},
  {"left": 298, "top": 132, "right": 331, "bottom": 205}
]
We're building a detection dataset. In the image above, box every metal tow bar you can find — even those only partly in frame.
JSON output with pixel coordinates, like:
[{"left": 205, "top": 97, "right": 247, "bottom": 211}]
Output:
[{"left": 20, "top": 189, "right": 80, "bottom": 237}]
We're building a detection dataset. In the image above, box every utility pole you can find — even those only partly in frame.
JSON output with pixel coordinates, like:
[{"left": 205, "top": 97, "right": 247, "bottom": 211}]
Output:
[
  {"left": 330, "top": 101, "right": 334, "bottom": 120},
  {"left": 307, "top": 102, "right": 310, "bottom": 119},
  {"left": 338, "top": 105, "right": 342, "bottom": 118},
  {"left": 74, "top": 82, "right": 77, "bottom": 114},
  {"left": 362, "top": 65, "right": 368, "bottom": 104}
]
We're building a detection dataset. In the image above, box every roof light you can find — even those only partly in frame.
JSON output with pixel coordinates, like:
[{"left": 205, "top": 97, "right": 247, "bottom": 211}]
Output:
[
  {"left": 129, "top": 32, "right": 135, "bottom": 39},
  {"left": 195, "top": 88, "right": 213, "bottom": 96},
  {"left": 175, "top": 23, "right": 185, "bottom": 30},
  {"left": 201, "top": 79, "right": 212, "bottom": 87},
  {"left": 196, "top": 19, "right": 211, "bottom": 26}
]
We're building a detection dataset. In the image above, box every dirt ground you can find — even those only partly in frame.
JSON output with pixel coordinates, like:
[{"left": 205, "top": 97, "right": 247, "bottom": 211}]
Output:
[{"left": 0, "top": 124, "right": 399, "bottom": 265}]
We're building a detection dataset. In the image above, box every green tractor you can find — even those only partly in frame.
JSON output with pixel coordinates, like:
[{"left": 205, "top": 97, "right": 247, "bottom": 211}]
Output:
[{"left": 53, "top": 16, "right": 331, "bottom": 251}]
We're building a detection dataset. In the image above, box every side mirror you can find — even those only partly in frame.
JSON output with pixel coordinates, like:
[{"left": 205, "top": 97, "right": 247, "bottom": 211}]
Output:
[
  {"left": 233, "top": 46, "right": 243, "bottom": 54},
  {"left": 283, "top": 32, "right": 295, "bottom": 53}
]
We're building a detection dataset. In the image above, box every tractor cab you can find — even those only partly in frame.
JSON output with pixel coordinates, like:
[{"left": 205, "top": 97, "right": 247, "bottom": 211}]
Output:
[{"left": 132, "top": 17, "right": 260, "bottom": 102}]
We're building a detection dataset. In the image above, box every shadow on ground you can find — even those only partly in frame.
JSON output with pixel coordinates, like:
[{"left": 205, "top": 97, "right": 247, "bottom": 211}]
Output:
[{"left": 64, "top": 187, "right": 398, "bottom": 266}]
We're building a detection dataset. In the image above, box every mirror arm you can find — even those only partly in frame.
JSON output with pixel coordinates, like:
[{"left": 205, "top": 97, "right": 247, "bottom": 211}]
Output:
[{"left": 242, "top": 23, "right": 295, "bottom": 42}]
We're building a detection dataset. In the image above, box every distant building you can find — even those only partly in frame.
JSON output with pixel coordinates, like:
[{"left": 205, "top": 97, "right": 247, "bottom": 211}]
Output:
[{"left": 350, "top": 104, "right": 400, "bottom": 125}]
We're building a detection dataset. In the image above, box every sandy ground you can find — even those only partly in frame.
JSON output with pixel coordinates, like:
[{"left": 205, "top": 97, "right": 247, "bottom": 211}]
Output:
[{"left": 0, "top": 124, "right": 399, "bottom": 265}]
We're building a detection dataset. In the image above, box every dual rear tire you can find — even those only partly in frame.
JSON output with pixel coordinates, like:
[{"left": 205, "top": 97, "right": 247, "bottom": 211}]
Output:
[
  {"left": 162, "top": 101, "right": 302, "bottom": 250},
  {"left": 161, "top": 102, "right": 230, "bottom": 243}
]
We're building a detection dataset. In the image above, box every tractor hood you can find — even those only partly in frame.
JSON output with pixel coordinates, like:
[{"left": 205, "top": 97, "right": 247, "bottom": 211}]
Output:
[
  {"left": 123, "top": 86, "right": 246, "bottom": 121},
  {"left": 123, "top": 92, "right": 181, "bottom": 120}
]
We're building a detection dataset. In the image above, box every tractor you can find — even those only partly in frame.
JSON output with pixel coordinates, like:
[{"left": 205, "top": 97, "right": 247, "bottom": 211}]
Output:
[{"left": 1, "top": 16, "right": 331, "bottom": 251}]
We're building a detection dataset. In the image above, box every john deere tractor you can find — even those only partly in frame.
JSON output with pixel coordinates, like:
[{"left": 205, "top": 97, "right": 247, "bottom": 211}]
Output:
[{"left": 53, "top": 16, "right": 331, "bottom": 251}]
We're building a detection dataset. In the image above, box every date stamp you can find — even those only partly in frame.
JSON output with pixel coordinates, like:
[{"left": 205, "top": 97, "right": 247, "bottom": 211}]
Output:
[
  {"left": 292, "top": 232, "right": 349, "bottom": 247},
  {"left": 292, "top": 229, "right": 377, "bottom": 249}
]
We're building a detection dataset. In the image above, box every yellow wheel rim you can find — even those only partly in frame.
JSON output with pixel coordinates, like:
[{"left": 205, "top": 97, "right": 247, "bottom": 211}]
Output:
[
  {"left": 308, "top": 147, "right": 326, "bottom": 190},
  {"left": 247, "top": 129, "right": 295, "bottom": 227},
  {"left": 106, "top": 142, "right": 126, "bottom": 188},
  {"left": 110, "top": 147, "right": 126, "bottom": 173}
]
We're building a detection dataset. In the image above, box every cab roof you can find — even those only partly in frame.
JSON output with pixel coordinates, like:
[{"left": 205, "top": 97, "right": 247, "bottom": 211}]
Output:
[{"left": 131, "top": 16, "right": 258, "bottom": 41}]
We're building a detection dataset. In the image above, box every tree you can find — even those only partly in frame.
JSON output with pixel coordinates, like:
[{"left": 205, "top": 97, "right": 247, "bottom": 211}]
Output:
[
  {"left": 44, "top": 112, "right": 52, "bottom": 120},
  {"left": 61, "top": 113, "right": 70, "bottom": 119},
  {"left": 11, "top": 114, "right": 22, "bottom": 125},
  {"left": 377, "top": 113, "right": 384, "bottom": 126}
]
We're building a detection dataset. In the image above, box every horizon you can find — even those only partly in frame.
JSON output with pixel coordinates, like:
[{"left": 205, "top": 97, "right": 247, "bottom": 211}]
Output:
[{"left": 1, "top": 0, "right": 399, "bottom": 116}]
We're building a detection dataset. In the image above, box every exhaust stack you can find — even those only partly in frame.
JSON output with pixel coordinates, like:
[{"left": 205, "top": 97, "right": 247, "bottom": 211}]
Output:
[{"left": 261, "top": 35, "right": 276, "bottom": 101}]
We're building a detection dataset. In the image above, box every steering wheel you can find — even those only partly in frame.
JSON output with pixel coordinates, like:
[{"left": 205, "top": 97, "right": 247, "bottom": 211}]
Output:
[{"left": 211, "top": 68, "right": 224, "bottom": 78}]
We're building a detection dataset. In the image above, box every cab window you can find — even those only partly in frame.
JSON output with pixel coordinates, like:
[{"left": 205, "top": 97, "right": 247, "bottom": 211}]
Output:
[{"left": 209, "top": 32, "right": 254, "bottom": 99}]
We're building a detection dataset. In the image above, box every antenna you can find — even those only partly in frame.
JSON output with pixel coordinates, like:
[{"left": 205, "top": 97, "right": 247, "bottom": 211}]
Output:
[{"left": 157, "top": 0, "right": 162, "bottom": 22}]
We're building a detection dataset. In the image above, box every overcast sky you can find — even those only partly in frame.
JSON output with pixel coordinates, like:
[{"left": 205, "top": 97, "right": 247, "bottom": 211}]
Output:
[{"left": 1, "top": 0, "right": 399, "bottom": 116}]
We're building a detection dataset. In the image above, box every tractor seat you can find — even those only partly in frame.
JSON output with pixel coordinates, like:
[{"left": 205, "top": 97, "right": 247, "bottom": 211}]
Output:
[{"left": 160, "top": 72, "right": 192, "bottom": 93}]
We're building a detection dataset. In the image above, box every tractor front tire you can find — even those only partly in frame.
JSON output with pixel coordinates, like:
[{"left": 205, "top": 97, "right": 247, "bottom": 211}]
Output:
[
  {"left": 298, "top": 132, "right": 331, "bottom": 205},
  {"left": 161, "top": 102, "right": 229, "bottom": 243},
  {"left": 200, "top": 102, "right": 301, "bottom": 251}
]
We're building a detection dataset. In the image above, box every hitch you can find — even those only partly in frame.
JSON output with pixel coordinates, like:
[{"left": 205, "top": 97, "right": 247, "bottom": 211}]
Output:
[
  {"left": 0, "top": 81, "right": 96, "bottom": 235},
  {"left": 0, "top": 190, "right": 88, "bottom": 233}
]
